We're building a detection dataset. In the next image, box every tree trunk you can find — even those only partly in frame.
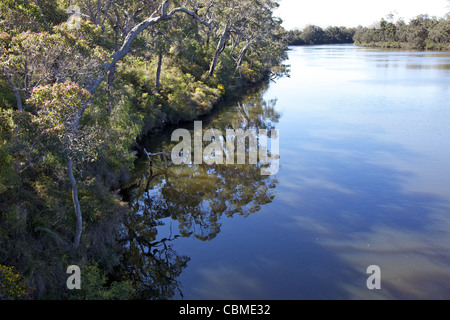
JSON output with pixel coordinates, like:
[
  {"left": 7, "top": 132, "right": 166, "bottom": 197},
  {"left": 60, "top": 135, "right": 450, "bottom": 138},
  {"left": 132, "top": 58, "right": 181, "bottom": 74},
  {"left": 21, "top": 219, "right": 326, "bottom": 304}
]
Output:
[
  {"left": 236, "top": 41, "right": 251, "bottom": 70},
  {"left": 107, "top": 65, "right": 116, "bottom": 112},
  {"left": 4, "top": 73, "right": 23, "bottom": 111},
  {"left": 156, "top": 51, "right": 162, "bottom": 92},
  {"left": 76, "top": 1, "right": 212, "bottom": 127},
  {"left": 67, "top": 157, "right": 82, "bottom": 249},
  {"left": 208, "top": 26, "right": 230, "bottom": 77}
]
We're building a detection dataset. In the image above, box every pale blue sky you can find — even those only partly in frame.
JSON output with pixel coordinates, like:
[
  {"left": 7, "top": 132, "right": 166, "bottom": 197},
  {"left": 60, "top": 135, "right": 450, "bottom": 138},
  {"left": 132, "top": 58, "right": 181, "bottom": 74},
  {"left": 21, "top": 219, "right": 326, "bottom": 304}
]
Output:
[{"left": 275, "top": 0, "right": 449, "bottom": 30}]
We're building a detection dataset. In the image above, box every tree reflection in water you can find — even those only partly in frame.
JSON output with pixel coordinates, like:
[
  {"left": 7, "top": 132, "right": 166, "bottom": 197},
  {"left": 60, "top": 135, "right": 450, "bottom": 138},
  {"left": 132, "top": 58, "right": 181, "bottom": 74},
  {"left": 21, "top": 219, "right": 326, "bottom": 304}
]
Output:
[{"left": 120, "top": 85, "right": 281, "bottom": 299}]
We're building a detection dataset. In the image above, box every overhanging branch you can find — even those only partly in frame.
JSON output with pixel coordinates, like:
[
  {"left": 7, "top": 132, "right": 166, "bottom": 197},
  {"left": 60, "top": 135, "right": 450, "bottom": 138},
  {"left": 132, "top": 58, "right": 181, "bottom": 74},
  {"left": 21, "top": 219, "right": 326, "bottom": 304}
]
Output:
[{"left": 79, "top": 0, "right": 214, "bottom": 125}]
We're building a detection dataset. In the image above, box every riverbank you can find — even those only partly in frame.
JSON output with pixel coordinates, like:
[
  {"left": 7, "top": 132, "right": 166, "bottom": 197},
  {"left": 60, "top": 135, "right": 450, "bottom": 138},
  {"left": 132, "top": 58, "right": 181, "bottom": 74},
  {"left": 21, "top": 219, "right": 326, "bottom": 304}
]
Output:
[
  {"left": 119, "top": 45, "right": 450, "bottom": 300},
  {"left": 0, "top": 0, "right": 288, "bottom": 299},
  {"left": 354, "top": 41, "right": 450, "bottom": 51},
  {"left": 0, "top": 54, "right": 287, "bottom": 300},
  {"left": 353, "top": 14, "right": 450, "bottom": 51}
]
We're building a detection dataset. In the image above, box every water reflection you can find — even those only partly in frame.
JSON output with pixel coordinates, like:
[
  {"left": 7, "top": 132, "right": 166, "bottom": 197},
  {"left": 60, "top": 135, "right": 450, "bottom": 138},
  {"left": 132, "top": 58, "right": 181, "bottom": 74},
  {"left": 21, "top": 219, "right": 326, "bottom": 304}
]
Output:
[
  {"left": 375, "top": 63, "right": 450, "bottom": 70},
  {"left": 266, "top": 45, "right": 450, "bottom": 299},
  {"left": 118, "top": 45, "right": 450, "bottom": 300},
  {"left": 121, "top": 85, "right": 281, "bottom": 299}
]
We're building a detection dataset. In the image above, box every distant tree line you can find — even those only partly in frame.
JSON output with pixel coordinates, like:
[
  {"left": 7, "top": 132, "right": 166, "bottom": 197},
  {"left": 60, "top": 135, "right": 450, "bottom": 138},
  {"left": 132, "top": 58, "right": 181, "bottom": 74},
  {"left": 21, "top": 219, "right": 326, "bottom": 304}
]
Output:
[
  {"left": 286, "top": 13, "right": 450, "bottom": 51},
  {"left": 286, "top": 25, "right": 356, "bottom": 45},
  {"left": 353, "top": 14, "right": 450, "bottom": 50}
]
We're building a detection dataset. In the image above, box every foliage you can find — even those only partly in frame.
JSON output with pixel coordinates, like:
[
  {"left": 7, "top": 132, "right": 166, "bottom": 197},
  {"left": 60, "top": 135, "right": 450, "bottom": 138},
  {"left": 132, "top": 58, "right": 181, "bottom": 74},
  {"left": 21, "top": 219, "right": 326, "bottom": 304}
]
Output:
[
  {"left": 0, "top": 0, "right": 48, "bottom": 34},
  {"left": 286, "top": 25, "right": 356, "bottom": 45},
  {"left": 1, "top": 21, "right": 109, "bottom": 105},
  {"left": 0, "top": 265, "right": 34, "bottom": 299},
  {"left": 0, "top": 0, "right": 288, "bottom": 299},
  {"left": 26, "top": 81, "right": 97, "bottom": 162},
  {"left": 68, "top": 263, "right": 134, "bottom": 300},
  {"left": 353, "top": 14, "right": 450, "bottom": 50}
]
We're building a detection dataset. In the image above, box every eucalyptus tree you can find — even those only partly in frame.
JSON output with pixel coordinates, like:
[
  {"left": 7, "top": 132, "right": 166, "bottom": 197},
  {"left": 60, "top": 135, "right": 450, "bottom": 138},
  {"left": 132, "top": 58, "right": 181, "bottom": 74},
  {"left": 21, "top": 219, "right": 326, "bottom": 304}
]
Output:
[
  {"left": 205, "top": 0, "right": 237, "bottom": 77},
  {"left": 76, "top": 0, "right": 160, "bottom": 90},
  {"left": 42, "top": 0, "right": 214, "bottom": 248},
  {"left": 300, "top": 25, "right": 326, "bottom": 44},
  {"left": 1, "top": 23, "right": 108, "bottom": 108},
  {"left": 230, "top": 0, "right": 282, "bottom": 70},
  {"left": 0, "top": 0, "right": 64, "bottom": 110},
  {"left": 407, "top": 14, "right": 438, "bottom": 49},
  {"left": 79, "top": 0, "right": 212, "bottom": 105},
  {"left": 1, "top": 0, "right": 286, "bottom": 252},
  {"left": 60, "top": 0, "right": 215, "bottom": 249},
  {"left": 25, "top": 81, "right": 97, "bottom": 248},
  {"left": 1, "top": 0, "right": 214, "bottom": 250},
  {"left": 428, "top": 18, "right": 450, "bottom": 45},
  {"left": 204, "top": 0, "right": 284, "bottom": 77}
]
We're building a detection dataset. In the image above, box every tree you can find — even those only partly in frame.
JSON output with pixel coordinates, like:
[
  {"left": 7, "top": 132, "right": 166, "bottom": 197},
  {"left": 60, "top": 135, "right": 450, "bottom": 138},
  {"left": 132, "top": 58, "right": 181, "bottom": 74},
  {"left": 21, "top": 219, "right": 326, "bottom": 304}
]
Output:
[
  {"left": 324, "top": 26, "right": 355, "bottom": 44},
  {"left": 300, "top": 25, "right": 325, "bottom": 44},
  {"left": 408, "top": 15, "right": 431, "bottom": 49},
  {"left": 0, "top": 22, "right": 108, "bottom": 111},
  {"left": 204, "top": 0, "right": 237, "bottom": 77},
  {"left": 395, "top": 18, "right": 409, "bottom": 42},
  {"left": 285, "top": 29, "right": 305, "bottom": 45},
  {"left": 26, "top": 82, "right": 95, "bottom": 248},
  {"left": 353, "top": 13, "right": 448, "bottom": 50},
  {"left": 0, "top": 0, "right": 49, "bottom": 34},
  {"left": 231, "top": 0, "right": 282, "bottom": 70},
  {"left": 428, "top": 18, "right": 450, "bottom": 44},
  {"left": 77, "top": 0, "right": 213, "bottom": 119},
  {"left": 0, "top": 0, "right": 51, "bottom": 110},
  {"left": 1, "top": 0, "right": 217, "bottom": 249}
]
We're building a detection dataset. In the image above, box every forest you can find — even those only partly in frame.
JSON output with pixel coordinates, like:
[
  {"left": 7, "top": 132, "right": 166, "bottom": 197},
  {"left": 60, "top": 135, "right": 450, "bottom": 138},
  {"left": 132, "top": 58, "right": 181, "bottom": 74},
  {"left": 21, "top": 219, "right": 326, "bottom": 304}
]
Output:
[
  {"left": 0, "top": 0, "right": 287, "bottom": 299},
  {"left": 285, "top": 25, "right": 356, "bottom": 45},
  {"left": 285, "top": 14, "right": 449, "bottom": 50},
  {"left": 353, "top": 14, "right": 450, "bottom": 50}
]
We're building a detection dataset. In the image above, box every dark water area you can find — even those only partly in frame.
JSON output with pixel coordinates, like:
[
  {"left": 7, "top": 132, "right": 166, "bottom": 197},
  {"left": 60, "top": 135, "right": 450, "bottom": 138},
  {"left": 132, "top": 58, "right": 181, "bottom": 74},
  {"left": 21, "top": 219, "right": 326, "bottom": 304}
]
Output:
[{"left": 123, "top": 44, "right": 450, "bottom": 299}]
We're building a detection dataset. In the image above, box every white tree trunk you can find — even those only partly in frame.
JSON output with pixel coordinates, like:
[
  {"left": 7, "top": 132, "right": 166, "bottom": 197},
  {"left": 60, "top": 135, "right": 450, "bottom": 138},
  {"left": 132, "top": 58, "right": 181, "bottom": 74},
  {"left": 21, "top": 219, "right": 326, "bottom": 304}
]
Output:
[
  {"left": 236, "top": 42, "right": 251, "bottom": 69},
  {"left": 4, "top": 73, "right": 23, "bottom": 111},
  {"left": 209, "top": 26, "right": 230, "bottom": 77},
  {"left": 75, "top": 0, "right": 212, "bottom": 127},
  {"left": 67, "top": 157, "right": 82, "bottom": 249}
]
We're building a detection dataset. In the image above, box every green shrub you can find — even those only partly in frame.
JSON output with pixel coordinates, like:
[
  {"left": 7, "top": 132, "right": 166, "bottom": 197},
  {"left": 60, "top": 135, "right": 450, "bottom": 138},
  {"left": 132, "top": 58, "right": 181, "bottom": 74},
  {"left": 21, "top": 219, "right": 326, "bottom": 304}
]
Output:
[
  {"left": 0, "top": 265, "right": 34, "bottom": 299},
  {"left": 68, "top": 263, "right": 134, "bottom": 300}
]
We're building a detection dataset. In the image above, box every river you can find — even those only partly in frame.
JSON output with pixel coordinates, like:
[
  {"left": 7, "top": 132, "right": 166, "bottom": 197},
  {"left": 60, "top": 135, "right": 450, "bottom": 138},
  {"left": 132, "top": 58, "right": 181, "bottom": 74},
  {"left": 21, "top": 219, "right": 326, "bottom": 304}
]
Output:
[{"left": 123, "top": 44, "right": 450, "bottom": 300}]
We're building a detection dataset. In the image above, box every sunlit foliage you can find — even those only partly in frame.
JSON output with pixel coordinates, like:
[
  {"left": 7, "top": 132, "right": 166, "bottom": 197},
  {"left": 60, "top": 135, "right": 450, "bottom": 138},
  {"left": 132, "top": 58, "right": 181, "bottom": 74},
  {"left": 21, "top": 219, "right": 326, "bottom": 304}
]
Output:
[{"left": 0, "top": 0, "right": 287, "bottom": 299}]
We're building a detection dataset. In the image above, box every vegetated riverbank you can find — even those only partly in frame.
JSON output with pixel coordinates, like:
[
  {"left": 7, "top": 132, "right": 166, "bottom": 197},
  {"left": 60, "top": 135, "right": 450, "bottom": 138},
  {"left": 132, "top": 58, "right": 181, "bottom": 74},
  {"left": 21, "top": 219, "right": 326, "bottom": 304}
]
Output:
[
  {"left": 285, "top": 25, "right": 355, "bottom": 45},
  {"left": 118, "top": 79, "right": 282, "bottom": 300},
  {"left": 286, "top": 14, "right": 450, "bottom": 51},
  {"left": 353, "top": 14, "right": 450, "bottom": 51},
  {"left": 0, "top": 0, "right": 287, "bottom": 299}
]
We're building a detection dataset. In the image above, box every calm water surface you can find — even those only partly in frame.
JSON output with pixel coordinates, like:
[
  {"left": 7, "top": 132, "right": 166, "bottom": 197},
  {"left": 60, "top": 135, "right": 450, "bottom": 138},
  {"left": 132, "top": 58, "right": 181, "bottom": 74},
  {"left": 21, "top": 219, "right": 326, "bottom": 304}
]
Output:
[{"left": 125, "top": 45, "right": 450, "bottom": 300}]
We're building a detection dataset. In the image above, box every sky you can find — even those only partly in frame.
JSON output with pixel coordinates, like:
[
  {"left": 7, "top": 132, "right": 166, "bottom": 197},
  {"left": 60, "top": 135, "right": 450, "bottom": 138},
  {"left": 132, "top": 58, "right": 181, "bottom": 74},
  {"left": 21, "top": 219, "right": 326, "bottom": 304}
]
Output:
[{"left": 274, "top": 0, "right": 450, "bottom": 30}]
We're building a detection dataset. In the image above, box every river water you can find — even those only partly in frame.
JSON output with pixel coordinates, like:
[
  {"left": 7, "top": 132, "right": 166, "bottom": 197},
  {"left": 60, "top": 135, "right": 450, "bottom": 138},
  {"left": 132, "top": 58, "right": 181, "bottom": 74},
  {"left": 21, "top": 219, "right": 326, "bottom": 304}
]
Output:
[{"left": 124, "top": 44, "right": 450, "bottom": 300}]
